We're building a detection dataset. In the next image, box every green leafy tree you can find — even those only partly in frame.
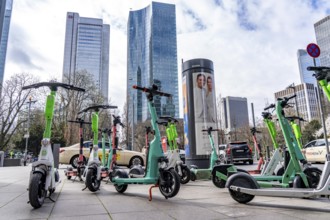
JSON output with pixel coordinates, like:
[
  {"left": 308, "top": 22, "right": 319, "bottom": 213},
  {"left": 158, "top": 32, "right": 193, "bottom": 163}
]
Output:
[{"left": 301, "top": 119, "right": 322, "bottom": 144}]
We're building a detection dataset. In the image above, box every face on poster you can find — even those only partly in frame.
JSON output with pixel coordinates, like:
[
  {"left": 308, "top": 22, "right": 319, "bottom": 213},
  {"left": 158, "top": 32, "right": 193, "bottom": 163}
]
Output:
[{"left": 193, "top": 72, "right": 218, "bottom": 155}]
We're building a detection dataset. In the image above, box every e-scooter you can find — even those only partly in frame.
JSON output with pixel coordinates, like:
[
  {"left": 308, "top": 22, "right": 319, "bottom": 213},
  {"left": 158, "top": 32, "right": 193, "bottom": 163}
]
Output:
[
  {"left": 227, "top": 85, "right": 327, "bottom": 203},
  {"left": 101, "top": 115, "right": 125, "bottom": 180},
  {"left": 110, "top": 84, "right": 180, "bottom": 200},
  {"left": 157, "top": 116, "right": 191, "bottom": 184},
  {"left": 212, "top": 106, "right": 306, "bottom": 188},
  {"left": 22, "top": 82, "right": 85, "bottom": 208},
  {"left": 79, "top": 104, "right": 117, "bottom": 192},
  {"left": 190, "top": 127, "right": 222, "bottom": 183},
  {"left": 64, "top": 117, "right": 91, "bottom": 181}
]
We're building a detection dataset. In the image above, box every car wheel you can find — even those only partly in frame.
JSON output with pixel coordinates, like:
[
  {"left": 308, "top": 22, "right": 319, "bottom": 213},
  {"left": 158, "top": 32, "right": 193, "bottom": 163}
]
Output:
[
  {"left": 129, "top": 156, "right": 143, "bottom": 167},
  {"left": 248, "top": 160, "right": 253, "bottom": 165},
  {"left": 70, "top": 155, "right": 86, "bottom": 169}
]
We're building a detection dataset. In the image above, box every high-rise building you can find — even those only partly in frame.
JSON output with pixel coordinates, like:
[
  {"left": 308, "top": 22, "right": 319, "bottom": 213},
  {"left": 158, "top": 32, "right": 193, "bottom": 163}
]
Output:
[
  {"left": 274, "top": 83, "right": 319, "bottom": 122},
  {"left": 127, "top": 2, "right": 179, "bottom": 126},
  {"left": 62, "top": 12, "right": 110, "bottom": 101},
  {"left": 314, "top": 15, "right": 330, "bottom": 67},
  {"left": 0, "top": 0, "right": 12, "bottom": 88},
  {"left": 221, "top": 96, "right": 249, "bottom": 132},
  {"left": 297, "top": 49, "right": 320, "bottom": 86}
]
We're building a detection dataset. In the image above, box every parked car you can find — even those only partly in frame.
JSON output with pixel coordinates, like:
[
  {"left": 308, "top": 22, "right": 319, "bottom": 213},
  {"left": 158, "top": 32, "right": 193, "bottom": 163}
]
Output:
[
  {"left": 59, "top": 141, "right": 146, "bottom": 168},
  {"left": 302, "top": 139, "right": 330, "bottom": 163},
  {"left": 225, "top": 141, "right": 253, "bottom": 164}
]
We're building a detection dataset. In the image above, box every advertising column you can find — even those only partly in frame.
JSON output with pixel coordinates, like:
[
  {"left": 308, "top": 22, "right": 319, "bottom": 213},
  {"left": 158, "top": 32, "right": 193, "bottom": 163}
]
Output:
[{"left": 182, "top": 59, "right": 218, "bottom": 168}]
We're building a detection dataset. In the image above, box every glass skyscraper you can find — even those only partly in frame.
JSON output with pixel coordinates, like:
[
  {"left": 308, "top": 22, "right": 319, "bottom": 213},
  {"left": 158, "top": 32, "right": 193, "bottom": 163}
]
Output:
[
  {"left": 314, "top": 15, "right": 330, "bottom": 67},
  {"left": 62, "top": 12, "right": 110, "bottom": 101},
  {"left": 297, "top": 49, "right": 320, "bottom": 86},
  {"left": 127, "top": 2, "right": 179, "bottom": 124},
  {"left": 0, "top": 0, "right": 12, "bottom": 88}
]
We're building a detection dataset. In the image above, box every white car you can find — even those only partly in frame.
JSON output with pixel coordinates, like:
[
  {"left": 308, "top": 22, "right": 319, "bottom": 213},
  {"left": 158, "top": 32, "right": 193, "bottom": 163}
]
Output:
[{"left": 302, "top": 139, "right": 330, "bottom": 163}]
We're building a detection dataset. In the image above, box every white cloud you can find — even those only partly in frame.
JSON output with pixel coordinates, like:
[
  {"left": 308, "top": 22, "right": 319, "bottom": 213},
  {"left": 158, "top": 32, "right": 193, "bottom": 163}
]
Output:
[{"left": 4, "top": 0, "right": 330, "bottom": 122}]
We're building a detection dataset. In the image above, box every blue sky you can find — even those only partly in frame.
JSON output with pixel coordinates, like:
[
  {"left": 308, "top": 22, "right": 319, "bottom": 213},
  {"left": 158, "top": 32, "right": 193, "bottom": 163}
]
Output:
[{"left": 4, "top": 0, "right": 330, "bottom": 123}]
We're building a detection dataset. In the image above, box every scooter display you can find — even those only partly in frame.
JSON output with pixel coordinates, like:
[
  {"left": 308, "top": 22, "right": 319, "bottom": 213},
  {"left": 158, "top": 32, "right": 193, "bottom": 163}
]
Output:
[
  {"left": 64, "top": 117, "right": 91, "bottom": 181},
  {"left": 79, "top": 104, "right": 117, "bottom": 192},
  {"left": 157, "top": 116, "right": 190, "bottom": 184},
  {"left": 22, "top": 82, "right": 85, "bottom": 208},
  {"left": 110, "top": 84, "right": 180, "bottom": 200}
]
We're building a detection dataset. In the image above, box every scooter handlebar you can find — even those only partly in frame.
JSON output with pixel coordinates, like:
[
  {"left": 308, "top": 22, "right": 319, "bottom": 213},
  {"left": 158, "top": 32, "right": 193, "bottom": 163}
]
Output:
[
  {"left": 264, "top": 104, "right": 275, "bottom": 111},
  {"left": 112, "top": 115, "right": 125, "bottom": 127},
  {"left": 159, "top": 116, "right": 178, "bottom": 122},
  {"left": 67, "top": 119, "right": 91, "bottom": 125},
  {"left": 133, "top": 85, "right": 172, "bottom": 97},
  {"left": 202, "top": 127, "right": 219, "bottom": 132},
  {"left": 307, "top": 66, "right": 330, "bottom": 71},
  {"left": 78, "top": 104, "right": 118, "bottom": 114},
  {"left": 22, "top": 82, "right": 85, "bottom": 92}
]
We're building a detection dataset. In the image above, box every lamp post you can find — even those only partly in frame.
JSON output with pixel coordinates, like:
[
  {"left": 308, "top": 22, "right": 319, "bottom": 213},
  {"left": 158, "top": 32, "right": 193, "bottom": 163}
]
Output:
[
  {"left": 23, "top": 97, "right": 36, "bottom": 166},
  {"left": 131, "top": 94, "right": 135, "bottom": 151},
  {"left": 286, "top": 83, "right": 301, "bottom": 128}
]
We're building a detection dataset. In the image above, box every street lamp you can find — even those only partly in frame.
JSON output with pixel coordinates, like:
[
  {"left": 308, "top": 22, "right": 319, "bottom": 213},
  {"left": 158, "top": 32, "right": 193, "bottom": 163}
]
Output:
[{"left": 23, "top": 97, "right": 36, "bottom": 166}]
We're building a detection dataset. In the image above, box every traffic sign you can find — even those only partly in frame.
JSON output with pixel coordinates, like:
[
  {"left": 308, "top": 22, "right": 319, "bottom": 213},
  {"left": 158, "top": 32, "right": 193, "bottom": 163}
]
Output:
[{"left": 306, "top": 43, "right": 320, "bottom": 58}]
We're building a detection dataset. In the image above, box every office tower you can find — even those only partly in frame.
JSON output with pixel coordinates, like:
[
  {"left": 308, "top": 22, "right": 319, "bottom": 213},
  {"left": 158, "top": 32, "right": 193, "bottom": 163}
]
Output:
[
  {"left": 297, "top": 49, "right": 320, "bottom": 86},
  {"left": 314, "top": 15, "right": 330, "bottom": 67},
  {"left": 62, "top": 12, "right": 110, "bottom": 101},
  {"left": 0, "top": 0, "right": 12, "bottom": 88},
  {"left": 274, "top": 83, "right": 319, "bottom": 122},
  {"left": 127, "top": 2, "right": 179, "bottom": 126},
  {"left": 221, "top": 96, "right": 249, "bottom": 132}
]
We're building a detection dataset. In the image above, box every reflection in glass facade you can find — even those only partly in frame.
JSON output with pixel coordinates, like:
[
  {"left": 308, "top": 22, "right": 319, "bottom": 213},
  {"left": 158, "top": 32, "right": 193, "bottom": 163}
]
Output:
[
  {"left": 297, "top": 49, "right": 320, "bottom": 87},
  {"left": 314, "top": 15, "right": 330, "bottom": 67},
  {"left": 127, "top": 2, "right": 179, "bottom": 124},
  {"left": 62, "top": 12, "right": 110, "bottom": 101},
  {"left": 0, "top": 0, "right": 12, "bottom": 88}
]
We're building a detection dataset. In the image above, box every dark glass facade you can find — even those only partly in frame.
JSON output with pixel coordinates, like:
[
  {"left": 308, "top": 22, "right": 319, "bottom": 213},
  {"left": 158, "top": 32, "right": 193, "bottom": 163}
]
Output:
[
  {"left": 0, "top": 0, "right": 12, "bottom": 88},
  {"left": 127, "top": 2, "right": 179, "bottom": 124}
]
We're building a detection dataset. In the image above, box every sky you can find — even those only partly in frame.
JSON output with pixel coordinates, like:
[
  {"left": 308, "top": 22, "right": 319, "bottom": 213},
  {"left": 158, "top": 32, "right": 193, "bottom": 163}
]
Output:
[{"left": 4, "top": 0, "right": 330, "bottom": 123}]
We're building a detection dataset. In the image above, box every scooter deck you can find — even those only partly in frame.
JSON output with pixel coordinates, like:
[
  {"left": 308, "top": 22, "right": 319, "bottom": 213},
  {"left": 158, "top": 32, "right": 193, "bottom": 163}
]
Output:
[{"left": 113, "top": 177, "right": 158, "bottom": 184}]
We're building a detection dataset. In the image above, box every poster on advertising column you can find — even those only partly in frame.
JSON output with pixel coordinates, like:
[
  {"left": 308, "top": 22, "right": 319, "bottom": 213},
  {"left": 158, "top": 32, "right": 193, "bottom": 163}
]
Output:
[{"left": 193, "top": 72, "right": 218, "bottom": 155}]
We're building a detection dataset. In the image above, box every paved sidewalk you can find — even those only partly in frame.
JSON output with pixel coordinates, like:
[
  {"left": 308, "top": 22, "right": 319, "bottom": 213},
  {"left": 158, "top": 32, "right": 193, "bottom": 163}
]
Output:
[{"left": 1, "top": 165, "right": 330, "bottom": 220}]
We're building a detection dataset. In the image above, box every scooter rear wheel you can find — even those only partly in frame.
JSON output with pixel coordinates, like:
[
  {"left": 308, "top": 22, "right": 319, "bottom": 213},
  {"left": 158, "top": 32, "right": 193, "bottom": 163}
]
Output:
[
  {"left": 179, "top": 166, "right": 190, "bottom": 184},
  {"left": 114, "top": 184, "right": 128, "bottom": 193},
  {"left": 159, "top": 169, "right": 180, "bottom": 198},
  {"left": 29, "top": 173, "right": 46, "bottom": 209},
  {"left": 86, "top": 168, "right": 100, "bottom": 192},
  {"left": 228, "top": 174, "right": 256, "bottom": 204}
]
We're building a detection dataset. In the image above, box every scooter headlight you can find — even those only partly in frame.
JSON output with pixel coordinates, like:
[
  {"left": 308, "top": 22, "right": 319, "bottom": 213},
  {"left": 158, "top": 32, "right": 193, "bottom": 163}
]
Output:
[{"left": 41, "top": 138, "right": 50, "bottom": 147}]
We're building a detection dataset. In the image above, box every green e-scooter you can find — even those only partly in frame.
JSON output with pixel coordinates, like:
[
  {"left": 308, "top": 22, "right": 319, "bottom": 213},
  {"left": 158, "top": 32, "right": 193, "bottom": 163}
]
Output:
[
  {"left": 157, "top": 116, "right": 191, "bottom": 184},
  {"left": 22, "top": 82, "right": 85, "bottom": 209},
  {"left": 227, "top": 66, "right": 330, "bottom": 204},
  {"left": 110, "top": 85, "right": 180, "bottom": 200},
  {"left": 79, "top": 104, "right": 117, "bottom": 192},
  {"left": 189, "top": 127, "right": 222, "bottom": 183}
]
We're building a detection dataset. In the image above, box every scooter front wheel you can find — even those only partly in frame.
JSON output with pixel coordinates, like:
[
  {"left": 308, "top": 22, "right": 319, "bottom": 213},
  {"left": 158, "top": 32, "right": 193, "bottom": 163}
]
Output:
[
  {"left": 29, "top": 173, "right": 47, "bottom": 209},
  {"left": 86, "top": 168, "right": 100, "bottom": 192},
  {"left": 159, "top": 169, "right": 180, "bottom": 198}
]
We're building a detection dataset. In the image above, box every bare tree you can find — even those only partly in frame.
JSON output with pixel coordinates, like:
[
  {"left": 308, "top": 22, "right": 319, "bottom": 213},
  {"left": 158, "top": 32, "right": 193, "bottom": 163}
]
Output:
[
  {"left": 0, "top": 73, "right": 38, "bottom": 150},
  {"left": 60, "top": 71, "right": 106, "bottom": 145}
]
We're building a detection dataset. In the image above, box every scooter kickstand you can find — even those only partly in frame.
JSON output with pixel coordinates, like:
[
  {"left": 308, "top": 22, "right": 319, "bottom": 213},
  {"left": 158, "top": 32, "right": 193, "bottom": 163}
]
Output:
[{"left": 148, "top": 184, "right": 159, "bottom": 201}]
